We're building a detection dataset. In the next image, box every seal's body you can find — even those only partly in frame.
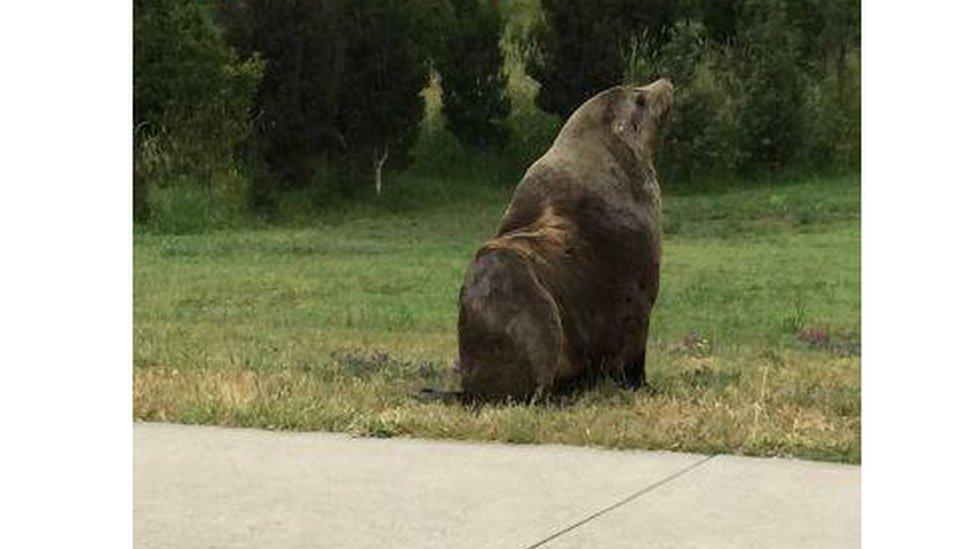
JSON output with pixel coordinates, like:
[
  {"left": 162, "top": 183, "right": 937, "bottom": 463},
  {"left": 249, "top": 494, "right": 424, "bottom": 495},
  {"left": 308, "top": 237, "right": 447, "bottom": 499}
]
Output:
[{"left": 457, "top": 79, "right": 674, "bottom": 400}]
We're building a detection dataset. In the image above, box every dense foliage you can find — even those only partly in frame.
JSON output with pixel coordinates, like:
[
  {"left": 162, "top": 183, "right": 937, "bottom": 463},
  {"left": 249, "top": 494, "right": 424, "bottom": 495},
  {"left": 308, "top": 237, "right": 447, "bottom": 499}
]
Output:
[
  {"left": 733, "top": 0, "right": 805, "bottom": 171},
  {"left": 217, "top": 0, "right": 345, "bottom": 197},
  {"left": 333, "top": 1, "right": 431, "bottom": 194},
  {"left": 623, "top": 0, "right": 861, "bottom": 179},
  {"left": 434, "top": 0, "right": 512, "bottom": 152},
  {"left": 133, "top": 0, "right": 262, "bottom": 221},
  {"left": 133, "top": 0, "right": 860, "bottom": 230},
  {"left": 219, "top": 0, "right": 435, "bottom": 199},
  {"left": 526, "top": 0, "right": 676, "bottom": 119}
]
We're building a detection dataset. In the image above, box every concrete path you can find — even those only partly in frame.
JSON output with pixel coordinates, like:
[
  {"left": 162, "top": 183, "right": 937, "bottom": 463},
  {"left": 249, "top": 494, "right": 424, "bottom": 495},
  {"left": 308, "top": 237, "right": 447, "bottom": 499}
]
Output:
[{"left": 134, "top": 423, "right": 859, "bottom": 548}]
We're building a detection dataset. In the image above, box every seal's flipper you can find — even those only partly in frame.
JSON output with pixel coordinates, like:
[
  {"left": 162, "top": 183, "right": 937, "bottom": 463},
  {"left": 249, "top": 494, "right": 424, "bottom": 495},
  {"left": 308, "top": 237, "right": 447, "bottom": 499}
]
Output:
[{"left": 413, "top": 387, "right": 465, "bottom": 404}]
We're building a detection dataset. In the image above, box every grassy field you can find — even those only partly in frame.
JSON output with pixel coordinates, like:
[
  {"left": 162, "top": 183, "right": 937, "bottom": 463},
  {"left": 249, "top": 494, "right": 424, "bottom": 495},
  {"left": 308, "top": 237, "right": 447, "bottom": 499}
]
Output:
[{"left": 134, "top": 174, "right": 860, "bottom": 462}]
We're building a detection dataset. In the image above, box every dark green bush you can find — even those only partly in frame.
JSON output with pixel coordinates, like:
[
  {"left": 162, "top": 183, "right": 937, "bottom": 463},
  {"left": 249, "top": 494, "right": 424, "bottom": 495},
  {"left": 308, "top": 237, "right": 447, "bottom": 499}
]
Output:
[
  {"left": 434, "top": 0, "right": 512, "bottom": 153},
  {"left": 621, "top": 0, "right": 858, "bottom": 181},
  {"left": 732, "top": 0, "right": 805, "bottom": 173},
  {"left": 221, "top": 0, "right": 433, "bottom": 198},
  {"left": 132, "top": 0, "right": 860, "bottom": 228},
  {"left": 790, "top": 0, "right": 861, "bottom": 171},
  {"left": 133, "top": 0, "right": 262, "bottom": 224},
  {"left": 218, "top": 0, "right": 347, "bottom": 200},
  {"left": 799, "top": 51, "right": 860, "bottom": 172}
]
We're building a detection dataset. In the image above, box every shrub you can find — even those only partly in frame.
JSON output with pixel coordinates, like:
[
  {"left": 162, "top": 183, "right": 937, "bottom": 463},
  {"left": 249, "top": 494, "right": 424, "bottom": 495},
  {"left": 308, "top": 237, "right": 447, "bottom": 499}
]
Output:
[
  {"left": 434, "top": 0, "right": 512, "bottom": 153},
  {"left": 133, "top": 0, "right": 262, "bottom": 222},
  {"left": 144, "top": 169, "right": 250, "bottom": 234},
  {"left": 731, "top": 0, "right": 805, "bottom": 173},
  {"left": 621, "top": 0, "right": 859, "bottom": 180},
  {"left": 800, "top": 50, "right": 860, "bottom": 171},
  {"left": 789, "top": 0, "right": 861, "bottom": 170}
]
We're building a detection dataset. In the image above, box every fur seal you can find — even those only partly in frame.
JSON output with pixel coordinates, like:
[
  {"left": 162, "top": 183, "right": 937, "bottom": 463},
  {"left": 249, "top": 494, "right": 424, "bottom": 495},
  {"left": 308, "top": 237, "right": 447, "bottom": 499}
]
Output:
[{"left": 455, "top": 78, "right": 674, "bottom": 401}]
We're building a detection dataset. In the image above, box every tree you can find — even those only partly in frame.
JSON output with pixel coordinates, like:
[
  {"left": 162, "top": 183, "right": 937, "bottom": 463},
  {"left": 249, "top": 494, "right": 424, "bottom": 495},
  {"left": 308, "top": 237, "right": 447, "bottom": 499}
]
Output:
[
  {"left": 334, "top": 0, "right": 430, "bottom": 195},
  {"left": 527, "top": 0, "right": 677, "bottom": 119},
  {"left": 732, "top": 0, "right": 805, "bottom": 172},
  {"left": 783, "top": 0, "right": 860, "bottom": 169},
  {"left": 221, "top": 0, "right": 434, "bottom": 197},
  {"left": 133, "top": 0, "right": 262, "bottom": 220},
  {"left": 784, "top": 0, "right": 859, "bottom": 92},
  {"left": 218, "top": 0, "right": 347, "bottom": 198},
  {"left": 435, "top": 0, "right": 511, "bottom": 152}
]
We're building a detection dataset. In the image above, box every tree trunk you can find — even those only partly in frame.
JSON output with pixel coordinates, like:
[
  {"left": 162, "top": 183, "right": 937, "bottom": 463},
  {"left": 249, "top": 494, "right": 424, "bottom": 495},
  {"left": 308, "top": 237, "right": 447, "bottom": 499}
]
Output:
[{"left": 374, "top": 142, "right": 389, "bottom": 196}]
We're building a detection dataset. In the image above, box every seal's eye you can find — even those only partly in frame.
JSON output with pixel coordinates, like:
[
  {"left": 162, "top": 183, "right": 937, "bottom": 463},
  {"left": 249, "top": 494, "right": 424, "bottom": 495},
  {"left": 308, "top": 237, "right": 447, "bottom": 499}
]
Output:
[{"left": 635, "top": 94, "right": 646, "bottom": 108}]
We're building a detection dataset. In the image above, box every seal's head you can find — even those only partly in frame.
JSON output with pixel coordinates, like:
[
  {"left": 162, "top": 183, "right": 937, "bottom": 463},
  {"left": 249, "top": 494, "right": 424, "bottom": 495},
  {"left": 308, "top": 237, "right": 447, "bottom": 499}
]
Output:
[
  {"left": 555, "top": 77, "right": 674, "bottom": 164},
  {"left": 622, "top": 78, "right": 674, "bottom": 159}
]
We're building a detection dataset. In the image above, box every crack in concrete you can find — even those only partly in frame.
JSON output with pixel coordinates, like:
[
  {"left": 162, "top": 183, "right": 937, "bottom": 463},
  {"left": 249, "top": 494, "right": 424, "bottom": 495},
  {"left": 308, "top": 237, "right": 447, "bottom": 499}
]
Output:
[{"left": 523, "top": 454, "right": 717, "bottom": 548}]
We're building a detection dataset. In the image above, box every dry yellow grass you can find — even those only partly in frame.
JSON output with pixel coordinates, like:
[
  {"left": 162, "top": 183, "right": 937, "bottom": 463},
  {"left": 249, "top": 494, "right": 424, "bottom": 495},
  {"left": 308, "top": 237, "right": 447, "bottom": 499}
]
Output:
[{"left": 134, "top": 346, "right": 859, "bottom": 462}]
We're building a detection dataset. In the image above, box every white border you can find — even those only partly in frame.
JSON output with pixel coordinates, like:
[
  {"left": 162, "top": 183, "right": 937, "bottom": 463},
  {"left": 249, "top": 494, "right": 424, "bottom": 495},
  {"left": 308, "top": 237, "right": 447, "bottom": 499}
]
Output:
[
  {"left": 863, "top": 0, "right": 976, "bottom": 546},
  {"left": 0, "top": 2, "right": 132, "bottom": 547}
]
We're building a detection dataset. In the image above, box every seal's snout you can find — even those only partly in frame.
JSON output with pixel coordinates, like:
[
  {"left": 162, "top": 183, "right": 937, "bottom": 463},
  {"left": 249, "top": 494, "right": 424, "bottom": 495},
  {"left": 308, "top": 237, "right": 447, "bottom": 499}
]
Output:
[
  {"left": 657, "top": 78, "right": 675, "bottom": 107},
  {"left": 637, "top": 78, "right": 674, "bottom": 121}
]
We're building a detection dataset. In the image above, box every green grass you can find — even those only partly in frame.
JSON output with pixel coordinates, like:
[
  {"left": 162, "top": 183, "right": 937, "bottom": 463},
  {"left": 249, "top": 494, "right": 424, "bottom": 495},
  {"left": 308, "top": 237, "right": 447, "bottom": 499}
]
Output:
[{"left": 134, "top": 173, "right": 860, "bottom": 462}]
